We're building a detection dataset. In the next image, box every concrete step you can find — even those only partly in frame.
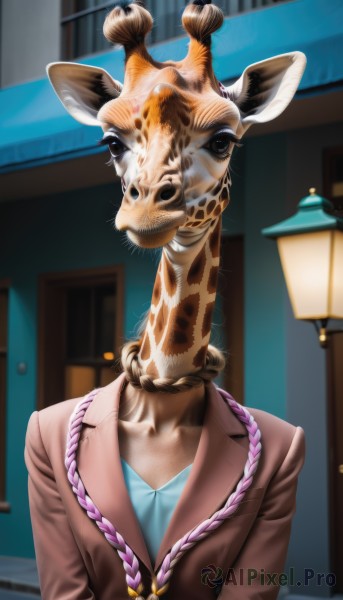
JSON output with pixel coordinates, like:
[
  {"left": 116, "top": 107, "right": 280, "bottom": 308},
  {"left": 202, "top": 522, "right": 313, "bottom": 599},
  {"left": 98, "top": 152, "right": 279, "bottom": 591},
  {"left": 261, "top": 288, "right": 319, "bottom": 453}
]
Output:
[
  {"left": 0, "top": 558, "right": 39, "bottom": 596},
  {"left": 0, "top": 591, "right": 40, "bottom": 600}
]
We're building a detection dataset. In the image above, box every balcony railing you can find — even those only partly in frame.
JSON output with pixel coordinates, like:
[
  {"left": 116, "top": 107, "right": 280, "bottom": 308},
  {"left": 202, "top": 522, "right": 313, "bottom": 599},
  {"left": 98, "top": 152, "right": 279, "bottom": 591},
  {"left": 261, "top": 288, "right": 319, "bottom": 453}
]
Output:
[{"left": 61, "top": 0, "right": 290, "bottom": 60}]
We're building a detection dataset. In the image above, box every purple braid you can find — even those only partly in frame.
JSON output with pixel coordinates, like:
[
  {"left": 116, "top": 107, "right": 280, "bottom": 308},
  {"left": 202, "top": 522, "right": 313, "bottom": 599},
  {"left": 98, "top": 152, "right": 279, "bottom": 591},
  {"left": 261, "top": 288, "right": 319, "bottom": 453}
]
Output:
[
  {"left": 65, "top": 390, "right": 144, "bottom": 598},
  {"left": 65, "top": 385, "right": 262, "bottom": 600}
]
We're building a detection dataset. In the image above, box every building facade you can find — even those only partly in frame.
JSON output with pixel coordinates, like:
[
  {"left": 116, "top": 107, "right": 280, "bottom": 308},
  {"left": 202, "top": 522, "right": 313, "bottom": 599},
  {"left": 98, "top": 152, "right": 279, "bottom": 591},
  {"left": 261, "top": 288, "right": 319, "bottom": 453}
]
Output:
[{"left": 0, "top": 1, "right": 343, "bottom": 597}]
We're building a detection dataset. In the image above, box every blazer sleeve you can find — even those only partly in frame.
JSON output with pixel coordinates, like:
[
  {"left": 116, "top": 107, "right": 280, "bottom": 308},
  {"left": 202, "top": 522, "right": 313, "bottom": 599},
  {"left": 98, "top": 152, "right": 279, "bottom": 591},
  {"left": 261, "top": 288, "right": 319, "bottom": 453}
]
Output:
[
  {"left": 24, "top": 410, "right": 95, "bottom": 600},
  {"left": 218, "top": 425, "right": 305, "bottom": 600}
]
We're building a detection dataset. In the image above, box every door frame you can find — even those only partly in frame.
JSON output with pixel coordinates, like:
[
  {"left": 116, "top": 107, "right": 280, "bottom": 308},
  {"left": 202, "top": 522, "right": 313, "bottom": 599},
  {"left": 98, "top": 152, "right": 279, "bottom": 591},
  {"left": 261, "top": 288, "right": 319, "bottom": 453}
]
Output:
[
  {"left": 323, "top": 146, "right": 343, "bottom": 592},
  {"left": 220, "top": 235, "right": 245, "bottom": 404},
  {"left": 0, "top": 278, "right": 11, "bottom": 513}
]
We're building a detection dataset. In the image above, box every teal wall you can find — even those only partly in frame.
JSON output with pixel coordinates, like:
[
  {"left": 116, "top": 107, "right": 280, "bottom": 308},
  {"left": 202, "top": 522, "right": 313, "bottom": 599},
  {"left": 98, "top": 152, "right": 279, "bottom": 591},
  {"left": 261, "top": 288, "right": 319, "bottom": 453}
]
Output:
[
  {"left": 0, "top": 132, "right": 297, "bottom": 558},
  {"left": 244, "top": 134, "right": 288, "bottom": 417}
]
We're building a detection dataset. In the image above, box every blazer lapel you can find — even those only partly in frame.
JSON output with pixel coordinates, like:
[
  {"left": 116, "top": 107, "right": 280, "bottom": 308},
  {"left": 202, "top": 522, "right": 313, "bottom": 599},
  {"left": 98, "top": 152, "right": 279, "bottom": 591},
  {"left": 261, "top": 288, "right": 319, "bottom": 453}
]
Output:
[
  {"left": 76, "top": 373, "right": 154, "bottom": 574},
  {"left": 154, "top": 383, "right": 249, "bottom": 571}
]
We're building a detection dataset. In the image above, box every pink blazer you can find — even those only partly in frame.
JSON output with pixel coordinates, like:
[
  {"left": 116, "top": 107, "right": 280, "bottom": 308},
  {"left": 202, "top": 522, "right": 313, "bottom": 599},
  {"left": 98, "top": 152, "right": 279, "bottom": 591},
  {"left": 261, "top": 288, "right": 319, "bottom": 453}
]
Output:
[{"left": 24, "top": 373, "right": 305, "bottom": 599}]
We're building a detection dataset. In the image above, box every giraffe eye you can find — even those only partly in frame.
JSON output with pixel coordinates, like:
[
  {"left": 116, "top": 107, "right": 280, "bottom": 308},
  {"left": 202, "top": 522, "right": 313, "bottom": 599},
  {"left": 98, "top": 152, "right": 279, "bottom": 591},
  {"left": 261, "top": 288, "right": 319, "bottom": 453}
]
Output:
[
  {"left": 204, "top": 130, "right": 238, "bottom": 159},
  {"left": 99, "top": 134, "right": 128, "bottom": 159}
]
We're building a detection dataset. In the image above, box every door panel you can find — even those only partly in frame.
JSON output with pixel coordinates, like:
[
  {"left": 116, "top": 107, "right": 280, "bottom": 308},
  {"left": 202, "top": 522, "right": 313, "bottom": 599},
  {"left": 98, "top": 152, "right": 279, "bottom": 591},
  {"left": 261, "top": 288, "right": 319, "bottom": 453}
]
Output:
[
  {"left": 328, "top": 333, "right": 343, "bottom": 592},
  {"left": 220, "top": 236, "right": 244, "bottom": 404}
]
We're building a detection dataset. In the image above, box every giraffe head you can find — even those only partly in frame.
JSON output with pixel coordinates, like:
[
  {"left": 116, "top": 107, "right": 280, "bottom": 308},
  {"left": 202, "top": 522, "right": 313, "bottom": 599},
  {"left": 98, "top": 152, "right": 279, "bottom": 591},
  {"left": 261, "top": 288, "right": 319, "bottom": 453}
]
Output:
[{"left": 48, "top": 1, "right": 306, "bottom": 249}]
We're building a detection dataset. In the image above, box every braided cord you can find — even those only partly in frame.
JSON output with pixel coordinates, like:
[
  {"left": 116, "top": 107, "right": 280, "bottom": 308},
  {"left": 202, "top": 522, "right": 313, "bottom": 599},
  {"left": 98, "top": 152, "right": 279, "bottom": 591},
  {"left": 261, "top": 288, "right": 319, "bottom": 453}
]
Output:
[
  {"left": 65, "top": 385, "right": 261, "bottom": 599},
  {"left": 155, "top": 387, "right": 261, "bottom": 591},
  {"left": 65, "top": 391, "right": 144, "bottom": 596}
]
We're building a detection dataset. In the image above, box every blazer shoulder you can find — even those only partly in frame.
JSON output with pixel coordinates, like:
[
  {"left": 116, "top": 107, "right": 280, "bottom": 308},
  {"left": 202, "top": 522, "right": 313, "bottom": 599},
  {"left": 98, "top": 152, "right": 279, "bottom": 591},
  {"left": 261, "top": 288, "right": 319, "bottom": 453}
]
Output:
[
  {"left": 39, "top": 395, "right": 83, "bottom": 428},
  {"left": 25, "top": 395, "right": 86, "bottom": 461},
  {"left": 245, "top": 406, "right": 305, "bottom": 475}
]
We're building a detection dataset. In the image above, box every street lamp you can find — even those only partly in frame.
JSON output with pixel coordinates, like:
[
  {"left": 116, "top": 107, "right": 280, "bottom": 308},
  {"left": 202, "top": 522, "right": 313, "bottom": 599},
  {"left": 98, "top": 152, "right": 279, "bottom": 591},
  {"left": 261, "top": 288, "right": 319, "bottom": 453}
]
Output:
[{"left": 262, "top": 188, "right": 343, "bottom": 348}]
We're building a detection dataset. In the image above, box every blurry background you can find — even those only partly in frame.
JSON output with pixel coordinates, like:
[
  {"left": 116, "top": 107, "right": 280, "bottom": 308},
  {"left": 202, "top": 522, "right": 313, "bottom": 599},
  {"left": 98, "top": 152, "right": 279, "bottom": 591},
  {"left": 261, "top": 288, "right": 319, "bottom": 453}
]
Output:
[{"left": 0, "top": 0, "right": 343, "bottom": 598}]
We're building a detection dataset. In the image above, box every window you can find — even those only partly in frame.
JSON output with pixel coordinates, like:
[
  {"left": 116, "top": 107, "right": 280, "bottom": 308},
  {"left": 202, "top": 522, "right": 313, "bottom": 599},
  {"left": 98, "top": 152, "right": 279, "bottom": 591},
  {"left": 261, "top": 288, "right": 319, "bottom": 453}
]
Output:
[
  {"left": 61, "top": 0, "right": 291, "bottom": 60},
  {"left": 0, "top": 282, "right": 10, "bottom": 512},
  {"left": 38, "top": 266, "right": 124, "bottom": 408}
]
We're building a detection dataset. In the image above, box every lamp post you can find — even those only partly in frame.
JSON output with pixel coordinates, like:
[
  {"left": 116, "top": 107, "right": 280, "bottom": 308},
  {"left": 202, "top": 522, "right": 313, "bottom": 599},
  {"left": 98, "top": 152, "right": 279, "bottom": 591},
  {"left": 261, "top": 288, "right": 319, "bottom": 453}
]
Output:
[{"left": 262, "top": 188, "right": 343, "bottom": 348}]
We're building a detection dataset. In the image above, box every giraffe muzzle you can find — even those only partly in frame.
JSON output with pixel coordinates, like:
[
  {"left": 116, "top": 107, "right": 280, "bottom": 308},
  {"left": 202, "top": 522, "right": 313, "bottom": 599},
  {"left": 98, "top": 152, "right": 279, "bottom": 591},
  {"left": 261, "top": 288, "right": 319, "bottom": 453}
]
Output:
[{"left": 115, "top": 178, "right": 187, "bottom": 247}]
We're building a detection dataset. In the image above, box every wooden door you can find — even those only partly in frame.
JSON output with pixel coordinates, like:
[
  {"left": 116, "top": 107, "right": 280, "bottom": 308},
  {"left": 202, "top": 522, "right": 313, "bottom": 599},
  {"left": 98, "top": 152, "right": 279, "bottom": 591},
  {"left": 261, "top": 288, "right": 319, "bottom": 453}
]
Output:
[
  {"left": 327, "top": 335, "right": 343, "bottom": 593},
  {"left": 323, "top": 145, "right": 343, "bottom": 591},
  {"left": 220, "top": 236, "right": 244, "bottom": 404},
  {"left": 0, "top": 282, "right": 10, "bottom": 512}
]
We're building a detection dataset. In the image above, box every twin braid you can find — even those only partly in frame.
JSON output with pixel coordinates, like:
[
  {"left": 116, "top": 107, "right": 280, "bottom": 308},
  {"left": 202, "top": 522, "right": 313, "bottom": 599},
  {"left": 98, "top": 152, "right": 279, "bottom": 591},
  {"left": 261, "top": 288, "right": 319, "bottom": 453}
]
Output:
[
  {"left": 121, "top": 340, "right": 226, "bottom": 394},
  {"left": 65, "top": 384, "right": 262, "bottom": 599}
]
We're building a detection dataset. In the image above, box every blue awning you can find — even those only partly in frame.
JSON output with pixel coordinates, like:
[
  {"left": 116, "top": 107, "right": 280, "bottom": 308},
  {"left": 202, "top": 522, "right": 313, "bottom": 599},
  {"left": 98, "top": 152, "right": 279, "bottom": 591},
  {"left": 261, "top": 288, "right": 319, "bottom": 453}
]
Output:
[{"left": 1, "top": 0, "right": 342, "bottom": 174}]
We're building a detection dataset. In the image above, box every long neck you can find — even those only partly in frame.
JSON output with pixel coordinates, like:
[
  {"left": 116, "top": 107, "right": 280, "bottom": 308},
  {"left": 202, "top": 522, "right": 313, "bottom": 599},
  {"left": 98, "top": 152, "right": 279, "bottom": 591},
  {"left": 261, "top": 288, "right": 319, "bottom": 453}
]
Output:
[{"left": 138, "top": 218, "right": 221, "bottom": 380}]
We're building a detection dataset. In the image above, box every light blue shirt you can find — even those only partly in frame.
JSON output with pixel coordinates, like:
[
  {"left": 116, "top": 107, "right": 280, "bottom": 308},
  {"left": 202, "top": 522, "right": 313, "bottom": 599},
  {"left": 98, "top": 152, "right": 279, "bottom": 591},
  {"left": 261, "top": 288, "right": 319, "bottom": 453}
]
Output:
[{"left": 120, "top": 458, "right": 192, "bottom": 563}]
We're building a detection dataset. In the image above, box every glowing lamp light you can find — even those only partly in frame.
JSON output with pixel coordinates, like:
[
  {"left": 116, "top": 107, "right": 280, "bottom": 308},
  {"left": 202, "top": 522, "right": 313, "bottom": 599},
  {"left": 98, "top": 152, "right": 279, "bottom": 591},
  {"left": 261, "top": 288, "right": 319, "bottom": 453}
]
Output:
[
  {"left": 262, "top": 188, "right": 343, "bottom": 348},
  {"left": 103, "top": 352, "right": 115, "bottom": 361}
]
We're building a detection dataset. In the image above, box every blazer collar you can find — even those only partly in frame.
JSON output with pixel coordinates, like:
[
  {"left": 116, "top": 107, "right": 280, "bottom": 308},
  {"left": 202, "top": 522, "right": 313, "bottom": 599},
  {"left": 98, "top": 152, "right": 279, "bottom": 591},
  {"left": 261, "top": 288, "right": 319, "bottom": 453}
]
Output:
[{"left": 77, "top": 373, "right": 248, "bottom": 574}]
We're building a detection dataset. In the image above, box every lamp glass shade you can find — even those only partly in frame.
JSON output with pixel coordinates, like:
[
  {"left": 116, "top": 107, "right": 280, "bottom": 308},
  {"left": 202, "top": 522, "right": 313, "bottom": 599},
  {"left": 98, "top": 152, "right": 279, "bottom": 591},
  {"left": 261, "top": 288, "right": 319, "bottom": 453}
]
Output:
[{"left": 277, "top": 230, "right": 343, "bottom": 320}]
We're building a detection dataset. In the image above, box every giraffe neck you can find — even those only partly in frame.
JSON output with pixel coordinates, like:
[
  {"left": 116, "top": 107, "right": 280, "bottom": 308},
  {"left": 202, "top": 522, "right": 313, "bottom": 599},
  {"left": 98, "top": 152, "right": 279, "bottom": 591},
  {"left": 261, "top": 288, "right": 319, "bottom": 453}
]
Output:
[{"left": 138, "top": 217, "right": 221, "bottom": 380}]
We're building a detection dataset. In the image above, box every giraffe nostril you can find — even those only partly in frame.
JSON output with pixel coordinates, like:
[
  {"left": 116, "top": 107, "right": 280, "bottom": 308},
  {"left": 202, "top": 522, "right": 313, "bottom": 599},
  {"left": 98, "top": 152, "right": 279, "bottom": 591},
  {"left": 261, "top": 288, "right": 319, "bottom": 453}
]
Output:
[
  {"left": 129, "top": 186, "right": 140, "bottom": 200},
  {"left": 159, "top": 186, "right": 176, "bottom": 201}
]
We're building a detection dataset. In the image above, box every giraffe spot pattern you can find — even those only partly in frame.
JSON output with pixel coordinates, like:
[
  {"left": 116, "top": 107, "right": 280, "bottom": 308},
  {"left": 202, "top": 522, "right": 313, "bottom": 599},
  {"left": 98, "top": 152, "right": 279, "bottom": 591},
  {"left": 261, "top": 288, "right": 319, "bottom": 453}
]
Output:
[
  {"left": 164, "top": 256, "right": 177, "bottom": 296},
  {"left": 187, "top": 246, "right": 206, "bottom": 285},
  {"left": 135, "top": 118, "right": 142, "bottom": 130},
  {"left": 162, "top": 293, "right": 200, "bottom": 356},
  {"left": 195, "top": 209, "right": 205, "bottom": 220},
  {"left": 220, "top": 187, "right": 230, "bottom": 209},
  {"left": 209, "top": 220, "right": 221, "bottom": 258},
  {"left": 207, "top": 199, "right": 216, "bottom": 215},
  {"left": 155, "top": 300, "right": 169, "bottom": 345},
  {"left": 214, "top": 182, "right": 222, "bottom": 195},
  {"left": 180, "top": 113, "right": 191, "bottom": 127},
  {"left": 193, "top": 345, "right": 208, "bottom": 368},
  {"left": 202, "top": 301, "right": 215, "bottom": 338},
  {"left": 207, "top": 266, "right": 219, "bottom": 294},
  {"left": 152, "top": 272, "right": 162, "bottom": 306},
  {"left": 221, "top": 187, "right": 229, "bottom": 201}
]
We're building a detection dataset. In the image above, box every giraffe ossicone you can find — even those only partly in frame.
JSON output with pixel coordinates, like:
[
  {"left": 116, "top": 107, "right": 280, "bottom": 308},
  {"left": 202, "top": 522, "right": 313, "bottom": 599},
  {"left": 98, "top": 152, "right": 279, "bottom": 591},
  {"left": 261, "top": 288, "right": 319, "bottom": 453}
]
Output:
[{"left": 48, "top": 0, "right": 306, "bottom": 389}]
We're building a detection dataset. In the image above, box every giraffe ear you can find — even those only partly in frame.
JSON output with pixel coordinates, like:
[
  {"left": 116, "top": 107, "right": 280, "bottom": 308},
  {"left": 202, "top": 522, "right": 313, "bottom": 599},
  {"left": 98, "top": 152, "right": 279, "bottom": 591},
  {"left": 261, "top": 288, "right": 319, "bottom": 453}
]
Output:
[
  {"left": 47, "top": 62, "right": 123, "bottom": 126},
  {"left": 226, "top": 52, "right": 306, "bottom": 133}
]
